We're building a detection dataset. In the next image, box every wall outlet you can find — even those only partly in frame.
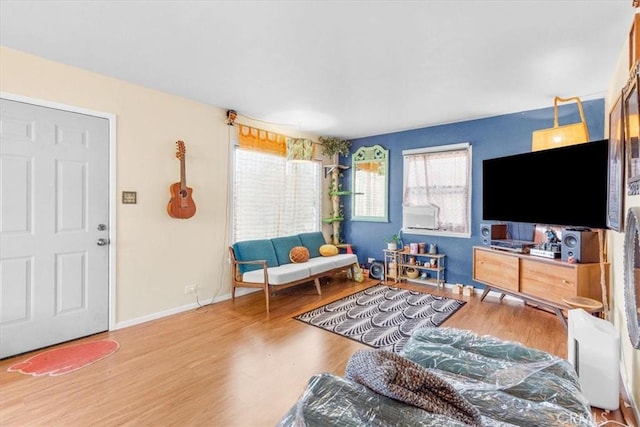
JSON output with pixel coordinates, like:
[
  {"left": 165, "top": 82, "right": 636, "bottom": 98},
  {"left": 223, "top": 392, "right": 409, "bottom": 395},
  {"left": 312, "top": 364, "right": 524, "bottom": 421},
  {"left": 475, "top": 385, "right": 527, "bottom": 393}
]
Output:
[{"left": 184, "top": 284, "right": 197, "bottom": 295}]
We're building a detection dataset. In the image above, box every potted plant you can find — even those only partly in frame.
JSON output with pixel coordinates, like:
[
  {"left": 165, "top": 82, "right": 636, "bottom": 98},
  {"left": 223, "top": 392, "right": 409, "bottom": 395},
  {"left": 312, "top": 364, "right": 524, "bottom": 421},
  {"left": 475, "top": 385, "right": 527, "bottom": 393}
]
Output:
[
  {"left": 319, "top": 136, "right": 352, "bottom": 158},
  {"left": 384, "top": 234, "right": 401, "bottom": 251}
]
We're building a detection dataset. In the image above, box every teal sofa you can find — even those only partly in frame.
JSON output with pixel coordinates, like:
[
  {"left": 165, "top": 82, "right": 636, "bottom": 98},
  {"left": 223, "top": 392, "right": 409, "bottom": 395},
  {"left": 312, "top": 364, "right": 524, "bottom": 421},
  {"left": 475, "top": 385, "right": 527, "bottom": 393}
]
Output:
[{"left": 229, "top": 232, "right": 358, "bottom": 312}]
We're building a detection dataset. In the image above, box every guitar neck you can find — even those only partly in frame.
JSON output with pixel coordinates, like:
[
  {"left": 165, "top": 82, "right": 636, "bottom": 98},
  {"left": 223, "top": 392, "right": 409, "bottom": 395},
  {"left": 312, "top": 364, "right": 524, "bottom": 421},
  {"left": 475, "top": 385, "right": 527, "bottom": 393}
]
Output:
[{"left": 180, "top": 157, "right": 187, "bottom": 190}]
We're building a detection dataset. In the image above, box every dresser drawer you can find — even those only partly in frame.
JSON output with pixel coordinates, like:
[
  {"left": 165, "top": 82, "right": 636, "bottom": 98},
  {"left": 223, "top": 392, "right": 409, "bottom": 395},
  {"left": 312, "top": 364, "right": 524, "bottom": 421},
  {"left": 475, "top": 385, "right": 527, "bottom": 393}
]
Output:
[
  {"left": 520, "top": 258, "right": 576, "bottom": 304},
  {"left": 473, "top": 248, "right": 519, "bottom": 292}
]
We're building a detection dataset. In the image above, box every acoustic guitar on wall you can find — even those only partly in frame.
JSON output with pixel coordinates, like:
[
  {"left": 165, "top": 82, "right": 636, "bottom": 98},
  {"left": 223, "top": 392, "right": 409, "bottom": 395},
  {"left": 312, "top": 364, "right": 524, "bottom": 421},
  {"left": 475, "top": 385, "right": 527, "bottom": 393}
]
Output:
[{"left": 167, "top": 140, "right": 196, "bottom": 219}]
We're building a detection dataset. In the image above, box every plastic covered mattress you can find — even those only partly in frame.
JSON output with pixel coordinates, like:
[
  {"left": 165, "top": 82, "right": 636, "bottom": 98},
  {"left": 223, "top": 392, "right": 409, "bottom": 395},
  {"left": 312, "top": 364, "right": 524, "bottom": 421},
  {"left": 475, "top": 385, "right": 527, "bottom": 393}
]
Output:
[{"left": 278, "top": 327, "right": 595, "bottom": 426}]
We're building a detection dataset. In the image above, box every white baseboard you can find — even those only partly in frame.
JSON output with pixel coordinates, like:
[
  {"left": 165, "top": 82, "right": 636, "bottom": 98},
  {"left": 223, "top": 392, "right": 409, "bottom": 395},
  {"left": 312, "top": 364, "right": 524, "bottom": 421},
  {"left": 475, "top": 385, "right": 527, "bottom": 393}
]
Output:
[
  {"left": 113, "top": 283, "right": 520, "bottom": 330},
  {"left": 436, "top": 282, "right": 523, "bottom": 304},
  {"left": 113, "top": 288, "right": 258, "bottom": 330}
]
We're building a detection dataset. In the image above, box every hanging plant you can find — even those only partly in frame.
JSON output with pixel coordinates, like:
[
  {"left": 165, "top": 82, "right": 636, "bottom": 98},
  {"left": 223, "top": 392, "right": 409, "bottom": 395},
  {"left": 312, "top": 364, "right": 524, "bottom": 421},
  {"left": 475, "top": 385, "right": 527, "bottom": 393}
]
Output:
[{"left": 319, "top": 136, "right": 352, "bottom": 158}]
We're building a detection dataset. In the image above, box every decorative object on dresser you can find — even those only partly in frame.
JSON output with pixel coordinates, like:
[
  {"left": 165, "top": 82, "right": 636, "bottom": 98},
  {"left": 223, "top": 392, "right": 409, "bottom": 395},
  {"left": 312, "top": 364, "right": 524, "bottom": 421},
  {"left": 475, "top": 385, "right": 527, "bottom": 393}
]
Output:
[{"left": 167, "top": 140, "right": 196, "bottom": 219}]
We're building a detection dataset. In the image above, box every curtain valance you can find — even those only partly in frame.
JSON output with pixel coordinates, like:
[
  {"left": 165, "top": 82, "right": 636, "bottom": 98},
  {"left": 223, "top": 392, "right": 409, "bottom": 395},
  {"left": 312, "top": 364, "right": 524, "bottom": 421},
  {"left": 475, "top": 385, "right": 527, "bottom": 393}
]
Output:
[
  {"left": 238, "top": 125, "right": 315, "bottom": 161},
  {"left": 238, "top": 124, "right": 287, "bottom": 156},
  {"left": 286, "top": 138, "right": 314, "bottom": 161}
]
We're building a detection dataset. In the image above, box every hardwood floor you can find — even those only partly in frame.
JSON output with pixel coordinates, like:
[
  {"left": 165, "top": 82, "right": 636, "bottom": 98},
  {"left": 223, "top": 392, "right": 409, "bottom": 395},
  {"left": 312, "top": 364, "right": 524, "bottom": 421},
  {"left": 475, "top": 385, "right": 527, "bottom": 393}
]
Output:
[{"left": 0, "top": 276, "right": 632, "bottom": 426}]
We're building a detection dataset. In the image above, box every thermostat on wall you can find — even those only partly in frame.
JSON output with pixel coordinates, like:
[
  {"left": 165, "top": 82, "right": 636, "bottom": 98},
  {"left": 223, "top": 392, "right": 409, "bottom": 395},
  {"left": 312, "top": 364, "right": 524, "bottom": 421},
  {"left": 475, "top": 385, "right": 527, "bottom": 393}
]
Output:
[{"left": 122, "top": 191, "right": 137, "bottom": 204}]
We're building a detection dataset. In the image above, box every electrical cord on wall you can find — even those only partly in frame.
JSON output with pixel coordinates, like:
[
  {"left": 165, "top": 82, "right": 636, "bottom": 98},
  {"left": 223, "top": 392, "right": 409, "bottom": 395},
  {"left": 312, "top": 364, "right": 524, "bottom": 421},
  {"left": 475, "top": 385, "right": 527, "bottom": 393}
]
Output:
[
  {"left": 194, "top": 114, "right": 235, "bottom": 314},
  {"left": 194, "top": 289, "right": 207, "bottom": 313}
]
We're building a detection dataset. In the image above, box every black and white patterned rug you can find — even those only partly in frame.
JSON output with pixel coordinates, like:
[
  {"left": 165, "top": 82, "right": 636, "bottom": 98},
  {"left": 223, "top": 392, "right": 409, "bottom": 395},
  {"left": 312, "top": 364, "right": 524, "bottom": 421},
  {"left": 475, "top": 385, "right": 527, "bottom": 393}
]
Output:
[{"left": 294, "top": 283, "right": 466, "bottom": 353}]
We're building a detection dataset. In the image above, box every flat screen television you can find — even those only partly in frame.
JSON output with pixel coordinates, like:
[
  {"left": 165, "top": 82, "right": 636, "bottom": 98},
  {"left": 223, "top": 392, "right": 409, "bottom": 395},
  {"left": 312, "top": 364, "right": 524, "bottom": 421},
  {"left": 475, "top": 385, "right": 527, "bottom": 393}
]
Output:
[{"left": 482, "top": 139, "right": 609, "bottom": 230}]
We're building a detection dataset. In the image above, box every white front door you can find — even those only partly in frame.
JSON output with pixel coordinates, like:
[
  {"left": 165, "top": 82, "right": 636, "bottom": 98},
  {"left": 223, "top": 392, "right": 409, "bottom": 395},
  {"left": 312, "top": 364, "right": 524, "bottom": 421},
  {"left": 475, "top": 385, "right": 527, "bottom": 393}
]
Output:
[{"left": 0, "top": 98, "right": 110, "bottom": 358}]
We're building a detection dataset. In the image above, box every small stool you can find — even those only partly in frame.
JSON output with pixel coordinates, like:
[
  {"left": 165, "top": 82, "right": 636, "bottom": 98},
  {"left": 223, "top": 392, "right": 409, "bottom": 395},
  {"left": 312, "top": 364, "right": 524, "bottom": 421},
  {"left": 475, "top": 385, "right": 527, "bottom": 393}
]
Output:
[{"left": 562, "top": 296, "right": 604, "bottom": 316}]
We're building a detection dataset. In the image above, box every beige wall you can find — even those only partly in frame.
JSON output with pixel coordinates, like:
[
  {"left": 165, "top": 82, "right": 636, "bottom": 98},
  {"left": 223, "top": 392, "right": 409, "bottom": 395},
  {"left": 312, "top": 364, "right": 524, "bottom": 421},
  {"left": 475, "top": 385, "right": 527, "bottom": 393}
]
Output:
[
  {"left": 605, "top": 14, "right": 640, "bottom": 414},
  {"left": 2, "top": 35, "right": 638, "bottom": 413},
  {"left": 0, "top": 46, "right": 322, "bottom": 326}
]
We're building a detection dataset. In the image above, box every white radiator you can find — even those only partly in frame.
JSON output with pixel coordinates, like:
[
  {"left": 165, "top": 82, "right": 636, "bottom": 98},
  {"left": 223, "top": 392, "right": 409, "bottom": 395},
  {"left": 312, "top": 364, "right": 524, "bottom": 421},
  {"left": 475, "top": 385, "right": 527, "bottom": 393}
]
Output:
[
  {"left": 403, "top": 205, "right": 438, "bottom": 230},
  {"left": 567, "top": 309, "right": 620, "bottom": 410}
]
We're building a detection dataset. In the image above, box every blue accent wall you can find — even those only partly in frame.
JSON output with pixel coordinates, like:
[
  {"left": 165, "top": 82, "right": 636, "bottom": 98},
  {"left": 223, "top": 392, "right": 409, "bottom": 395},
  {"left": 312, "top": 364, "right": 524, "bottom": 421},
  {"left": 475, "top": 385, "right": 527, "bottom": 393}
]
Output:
[{"left": 341, "top": 99, "right": 605, "bottom": 288}]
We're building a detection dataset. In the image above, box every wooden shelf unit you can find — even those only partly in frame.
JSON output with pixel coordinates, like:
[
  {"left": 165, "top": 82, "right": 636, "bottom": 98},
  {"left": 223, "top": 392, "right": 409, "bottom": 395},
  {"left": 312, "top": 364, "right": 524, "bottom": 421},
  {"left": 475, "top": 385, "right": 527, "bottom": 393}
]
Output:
[
  {"left": 384, "top": 249, "right": 446, "bottom": 288},
  {"left": 472, "top": 246, "right": 608, "bottom": 327}
]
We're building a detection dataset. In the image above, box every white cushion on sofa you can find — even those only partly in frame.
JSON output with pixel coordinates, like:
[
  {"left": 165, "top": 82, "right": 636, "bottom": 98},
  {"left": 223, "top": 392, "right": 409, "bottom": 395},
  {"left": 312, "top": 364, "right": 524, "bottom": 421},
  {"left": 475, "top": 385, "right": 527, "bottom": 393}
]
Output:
[
  {"left": 306, "top": 254, "right": 357, "bottom": 274},
  {"left": 331, "top": 254, "right": 358, "bottom": 268},
  {"left": 242, "top": 263, "right": 310, "bottom": 285},
  {"left": 304, "top": 257, "right": 340, "bottom": 275}
]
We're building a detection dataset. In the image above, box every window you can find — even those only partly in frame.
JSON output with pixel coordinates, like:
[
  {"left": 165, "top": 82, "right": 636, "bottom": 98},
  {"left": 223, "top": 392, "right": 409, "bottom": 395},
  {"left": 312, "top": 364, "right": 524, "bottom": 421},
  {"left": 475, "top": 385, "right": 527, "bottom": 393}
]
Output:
[
  {"left": 402, "top": 143, "right": 471, "bottom": 237},
  {"left": 232, "top": 147, "right": 322, "bottom": 242}
]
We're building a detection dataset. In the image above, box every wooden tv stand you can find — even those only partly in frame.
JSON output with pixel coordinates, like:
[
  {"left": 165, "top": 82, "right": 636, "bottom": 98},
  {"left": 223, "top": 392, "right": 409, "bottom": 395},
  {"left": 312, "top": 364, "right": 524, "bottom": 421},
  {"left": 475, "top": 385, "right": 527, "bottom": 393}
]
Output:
[{"left": 472, "top": 246, "right": 607, "bottom": 327}]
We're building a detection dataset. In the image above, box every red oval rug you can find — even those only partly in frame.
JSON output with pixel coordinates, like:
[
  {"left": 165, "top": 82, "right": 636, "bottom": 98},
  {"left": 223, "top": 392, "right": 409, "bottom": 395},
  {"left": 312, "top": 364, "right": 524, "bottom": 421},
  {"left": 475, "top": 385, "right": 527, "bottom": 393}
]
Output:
[{"left": 7, "top": 339, "right": 119, "bottom": 377}]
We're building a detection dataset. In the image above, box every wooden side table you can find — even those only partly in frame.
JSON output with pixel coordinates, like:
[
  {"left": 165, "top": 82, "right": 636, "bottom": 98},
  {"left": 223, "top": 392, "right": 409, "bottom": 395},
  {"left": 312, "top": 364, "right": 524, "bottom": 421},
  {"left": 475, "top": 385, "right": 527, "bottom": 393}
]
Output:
[{"left": 562, "top": 296, "right": 604, "bottom": 316}]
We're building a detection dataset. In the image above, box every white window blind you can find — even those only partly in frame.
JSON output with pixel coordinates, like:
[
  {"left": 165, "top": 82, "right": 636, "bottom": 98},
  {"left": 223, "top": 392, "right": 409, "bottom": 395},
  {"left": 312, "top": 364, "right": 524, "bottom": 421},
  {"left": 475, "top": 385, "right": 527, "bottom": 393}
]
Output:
[
  {"left": 233, "top": 148, "right": 321, "bottom": 242},
  {"left": 403, "top": 143, "right": 471, "bottom": 236}
]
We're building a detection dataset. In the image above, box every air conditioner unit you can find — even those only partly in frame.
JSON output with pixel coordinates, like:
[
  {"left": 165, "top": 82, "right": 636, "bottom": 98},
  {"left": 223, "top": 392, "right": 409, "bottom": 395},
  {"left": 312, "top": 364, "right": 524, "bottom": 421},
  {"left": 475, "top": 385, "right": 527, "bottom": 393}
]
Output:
[{"left": 403, "top": 205, "right": 438, "bottom": 230}]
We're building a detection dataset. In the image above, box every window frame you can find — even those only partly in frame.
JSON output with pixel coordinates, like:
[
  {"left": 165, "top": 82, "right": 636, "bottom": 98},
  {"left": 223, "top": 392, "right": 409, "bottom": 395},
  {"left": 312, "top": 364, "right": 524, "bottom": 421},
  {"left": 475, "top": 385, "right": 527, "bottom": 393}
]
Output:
[
  {"left": 402, "top": 142, "right": 472, "bottom": 238},
  {"left": 231, "top": 144, "right": 323, "bottom": 243}
]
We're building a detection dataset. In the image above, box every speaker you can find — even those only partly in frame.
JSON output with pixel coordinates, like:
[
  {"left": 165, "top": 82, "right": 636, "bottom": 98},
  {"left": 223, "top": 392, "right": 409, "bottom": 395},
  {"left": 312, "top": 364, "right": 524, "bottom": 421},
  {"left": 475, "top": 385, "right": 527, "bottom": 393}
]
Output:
[
  {"left": 480, "top": 223, "right": 507, "bottom": 245},
  {"left": 369, "top": 261, "right": 384, "bottom": 280},
  {"left": 561, "top": 229, "right": 599, "bottom": 263}
]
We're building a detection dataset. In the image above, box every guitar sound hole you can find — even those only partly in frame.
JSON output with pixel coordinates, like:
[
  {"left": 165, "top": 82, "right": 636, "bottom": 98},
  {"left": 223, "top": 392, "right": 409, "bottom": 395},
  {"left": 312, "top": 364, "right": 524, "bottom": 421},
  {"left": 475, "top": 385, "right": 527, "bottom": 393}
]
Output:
[{"left": 179, "top": 190, "right": 188, "bottom": 197}]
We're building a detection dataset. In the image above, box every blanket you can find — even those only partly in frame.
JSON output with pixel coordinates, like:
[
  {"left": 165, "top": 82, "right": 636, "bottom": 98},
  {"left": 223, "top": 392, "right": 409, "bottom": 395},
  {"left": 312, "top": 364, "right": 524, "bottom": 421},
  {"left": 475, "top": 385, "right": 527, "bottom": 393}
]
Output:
[{"left": 345, "top": 349, "right": 482, "bottom": 426}]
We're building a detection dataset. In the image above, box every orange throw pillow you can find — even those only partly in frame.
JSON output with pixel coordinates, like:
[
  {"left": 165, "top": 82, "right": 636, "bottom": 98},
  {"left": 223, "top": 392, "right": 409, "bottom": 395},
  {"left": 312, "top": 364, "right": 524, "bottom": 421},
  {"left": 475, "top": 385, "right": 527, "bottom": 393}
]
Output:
[{"left": 289, "top": 246, "right": 310, "bottom": 263}]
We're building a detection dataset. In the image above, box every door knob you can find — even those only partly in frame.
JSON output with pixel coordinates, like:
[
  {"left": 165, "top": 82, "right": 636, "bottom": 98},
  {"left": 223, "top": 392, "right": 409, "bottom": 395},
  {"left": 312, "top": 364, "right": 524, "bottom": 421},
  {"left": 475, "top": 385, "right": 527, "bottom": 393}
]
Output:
[{"left": 97, "top": 238, "right": 110, "bottom": 246}]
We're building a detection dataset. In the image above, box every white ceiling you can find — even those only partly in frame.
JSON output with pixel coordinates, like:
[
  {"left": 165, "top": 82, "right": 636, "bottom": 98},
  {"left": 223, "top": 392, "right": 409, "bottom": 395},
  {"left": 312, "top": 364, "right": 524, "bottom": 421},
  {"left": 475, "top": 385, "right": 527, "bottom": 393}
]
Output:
[{"left": 0, "top": 1, "right": 634, "bottom": 139}]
